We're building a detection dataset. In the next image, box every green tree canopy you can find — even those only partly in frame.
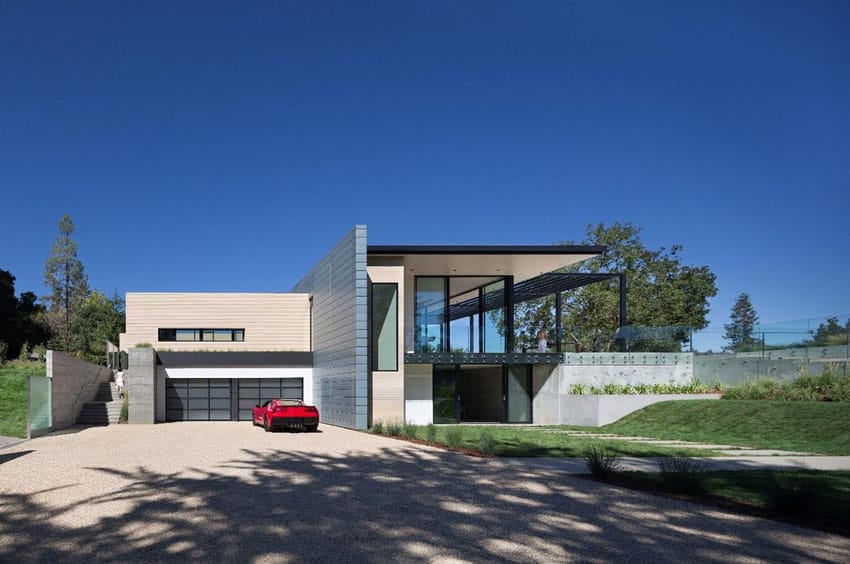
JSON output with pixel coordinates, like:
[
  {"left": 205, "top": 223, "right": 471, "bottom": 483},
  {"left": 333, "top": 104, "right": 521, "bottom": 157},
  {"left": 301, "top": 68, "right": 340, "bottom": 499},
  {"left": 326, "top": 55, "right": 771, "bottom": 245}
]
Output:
[
  {"left": 70, "top": 291, "right": 125, "bottom": 364},
  {"left": 723, "top": 293, "right": 759, "bottom": 352},
  {"left": 44, "top": 214, "right": 90, "bottom": 352},
  {"left": 0, "top": 268, "right": 50, "bottom": 360},
  {"left": 513, "top": 222, "right": 717, "bottom": 352}
]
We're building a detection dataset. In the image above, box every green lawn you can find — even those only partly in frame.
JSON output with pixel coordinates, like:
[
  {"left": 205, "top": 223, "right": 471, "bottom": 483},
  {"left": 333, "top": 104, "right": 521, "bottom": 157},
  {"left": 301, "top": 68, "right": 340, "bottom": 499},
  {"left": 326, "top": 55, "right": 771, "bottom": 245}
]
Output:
[
  {"left": 386, "top": 425, "right": 723, "bottom": 457},
  {"left": 0, "top": 361, "right": 46, "bottom": 438},
  {"left": 611, "top": 470, "right": 850, "bottom": 535},
  {"left": 599, "top": 400, "right": 850, "bottom": 455}
]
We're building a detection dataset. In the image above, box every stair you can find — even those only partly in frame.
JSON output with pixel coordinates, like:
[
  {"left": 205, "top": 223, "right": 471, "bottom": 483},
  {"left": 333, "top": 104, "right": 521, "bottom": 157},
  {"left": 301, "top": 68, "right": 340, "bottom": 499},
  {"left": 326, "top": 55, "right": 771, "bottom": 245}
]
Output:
[{"left": 77, "top": 382, "right": 123, "bottom": 425}]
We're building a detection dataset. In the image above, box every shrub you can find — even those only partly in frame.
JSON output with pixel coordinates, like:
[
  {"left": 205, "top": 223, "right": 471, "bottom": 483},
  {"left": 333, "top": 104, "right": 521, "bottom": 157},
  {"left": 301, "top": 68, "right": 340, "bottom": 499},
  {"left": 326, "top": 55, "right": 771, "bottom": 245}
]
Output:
[
  {"left": 444, "top": 427, "right": 463, "bottom": 449},
  {"left": 134, "top": 343, "right": 152, "bottom": 348},
  {"left": 658, "top": 457, "right": 706, "bottom": 494},
  {"left": 582, "top": 446, "right": 621, "bottom": 479},
  {"left": 425, "top": 423, "right": 437, "bottom": 443},
  {"left": 569, "top": 383, "right": 587, "bottom": 395},
  {"left": 479, "top": 430, "right": 496, "bottom": 455},
  {"left": 17, "top": 342, "right": 30, "bottom": 362},
  {"left": 34, "top": 344, "right": 46, "bottom": 362},
  {"left": 0, "top": 341, "right": 7, "bottom": 365},
  {"left": 120, "top": 393, "right": 128, "bottom": 422},
  {"left": 370, "top": 420, "right": 384, "bottom": 434},
  {"left": 401, "top": 421, "right": 418, "bottom": 439},
  {"left": 766, "top": 472, "right": 829, "bottom": 518},
  {"left": 386, "top": 419, "right": 402, "bottom": 437}
]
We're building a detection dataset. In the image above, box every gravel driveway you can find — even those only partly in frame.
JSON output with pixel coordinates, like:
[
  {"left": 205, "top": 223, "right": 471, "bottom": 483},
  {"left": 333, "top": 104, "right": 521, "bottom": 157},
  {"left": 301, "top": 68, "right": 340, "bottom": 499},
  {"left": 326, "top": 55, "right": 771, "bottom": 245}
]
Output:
[{"left": 1, "top": 423, "right": 848, "bottom": 563}]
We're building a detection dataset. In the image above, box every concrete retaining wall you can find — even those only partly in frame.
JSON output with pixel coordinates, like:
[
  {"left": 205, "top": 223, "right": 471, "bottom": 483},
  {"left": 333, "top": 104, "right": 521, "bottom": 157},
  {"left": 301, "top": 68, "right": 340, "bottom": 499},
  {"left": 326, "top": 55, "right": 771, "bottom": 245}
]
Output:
[
  {"left": 47, "top": 350, "right": 113, "bottom": 430},
  {"left": 560, "top": 353, "right": 693, "bottom": 388},
  {"left": 559, "top": 394, "right": 721, "bottom": 427}
]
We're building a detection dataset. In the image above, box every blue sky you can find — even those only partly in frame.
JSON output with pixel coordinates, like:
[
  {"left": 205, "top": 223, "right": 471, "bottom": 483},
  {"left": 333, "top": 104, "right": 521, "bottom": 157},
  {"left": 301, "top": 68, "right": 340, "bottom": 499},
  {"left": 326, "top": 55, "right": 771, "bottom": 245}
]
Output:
[{"left": 1, "top": 1, "right": 848, "bottom": 349}]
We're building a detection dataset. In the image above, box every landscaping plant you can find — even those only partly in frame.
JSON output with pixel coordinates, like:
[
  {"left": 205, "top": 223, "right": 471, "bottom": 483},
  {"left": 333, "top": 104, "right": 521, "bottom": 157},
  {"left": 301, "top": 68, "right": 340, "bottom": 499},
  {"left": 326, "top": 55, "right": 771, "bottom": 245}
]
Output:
[
  {"left": 425, "top": 423, "right": 437, "bottom": 443},
  {"left": 401, "top": 421, "right": 418, "bottom": 439},
  {"left": 767, "top": 472, "right": 829, "bottom": 518},
  {"left": 479, "top": 430, "right": 496, "bottom": 455},
  {"left": 583, "top": 446, "right": 622, "bottom": 479},
  {"left": 386, "top": 419, "right": 402, "bottom": 437},
  {"left": 370, "top": 420, "right": 384, "bottom": 434},
  {"left": 444, "top": 427, "right": 463, "bottom": 449},
  {"left": 658, "top": 457, "right": 706, "bottom": 494}
]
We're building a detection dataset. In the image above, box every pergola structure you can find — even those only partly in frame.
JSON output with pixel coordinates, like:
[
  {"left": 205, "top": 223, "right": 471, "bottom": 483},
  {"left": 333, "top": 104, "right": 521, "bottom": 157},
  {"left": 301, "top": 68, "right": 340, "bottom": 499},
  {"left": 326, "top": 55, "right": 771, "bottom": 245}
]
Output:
[{"left": 449, "top": 272, "right": 626, "bottom": 353}]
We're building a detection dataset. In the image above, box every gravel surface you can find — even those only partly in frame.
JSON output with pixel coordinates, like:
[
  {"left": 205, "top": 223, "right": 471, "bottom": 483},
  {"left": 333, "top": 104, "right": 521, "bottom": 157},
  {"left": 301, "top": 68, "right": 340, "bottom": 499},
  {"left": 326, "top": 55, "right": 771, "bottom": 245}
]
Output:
[{"left": 1, "top": 423, "right": 848, "bottom": 563}]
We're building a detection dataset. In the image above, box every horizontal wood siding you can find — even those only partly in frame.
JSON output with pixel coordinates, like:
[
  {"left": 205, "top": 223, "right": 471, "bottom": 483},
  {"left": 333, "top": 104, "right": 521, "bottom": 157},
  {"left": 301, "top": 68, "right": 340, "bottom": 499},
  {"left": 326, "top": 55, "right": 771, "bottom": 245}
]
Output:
[{"left": 120, "top": 293, "right": 310, "bottom": 352}]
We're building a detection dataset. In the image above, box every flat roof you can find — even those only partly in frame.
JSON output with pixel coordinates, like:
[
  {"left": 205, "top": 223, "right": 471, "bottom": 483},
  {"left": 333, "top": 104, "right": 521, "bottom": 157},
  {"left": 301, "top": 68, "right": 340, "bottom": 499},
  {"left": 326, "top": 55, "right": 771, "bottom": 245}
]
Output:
[
  {"left": 368, "top": 244, "right": 605, "bottom": 283},
  {"left": 368, "top": 244, "right": 605, "bottom": 255}
]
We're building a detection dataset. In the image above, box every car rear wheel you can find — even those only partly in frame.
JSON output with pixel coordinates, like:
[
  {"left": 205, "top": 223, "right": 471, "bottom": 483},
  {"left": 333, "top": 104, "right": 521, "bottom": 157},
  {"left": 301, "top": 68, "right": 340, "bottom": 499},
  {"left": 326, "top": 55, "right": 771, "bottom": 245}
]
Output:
[{"left": 264, "top": 416, "right": 271, "bottom": 432}]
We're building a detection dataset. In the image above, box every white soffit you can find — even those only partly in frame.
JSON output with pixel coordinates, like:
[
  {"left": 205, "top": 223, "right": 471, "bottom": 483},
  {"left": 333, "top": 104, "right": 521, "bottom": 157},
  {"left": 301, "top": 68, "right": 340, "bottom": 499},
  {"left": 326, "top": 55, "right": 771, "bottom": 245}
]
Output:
[{"left": 398, "top": 254, "right": 598, "bottom": 283}]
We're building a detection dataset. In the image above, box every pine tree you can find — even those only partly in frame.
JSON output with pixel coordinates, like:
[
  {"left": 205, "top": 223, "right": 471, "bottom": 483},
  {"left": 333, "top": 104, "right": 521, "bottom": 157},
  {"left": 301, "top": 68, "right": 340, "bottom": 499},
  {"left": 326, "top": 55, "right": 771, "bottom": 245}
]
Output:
[
  {"left": 724, "top": 293, "right": 759, "bottom": 352},
  {"left": 44, "top": 214, "right": 89, "bottom": 352}
]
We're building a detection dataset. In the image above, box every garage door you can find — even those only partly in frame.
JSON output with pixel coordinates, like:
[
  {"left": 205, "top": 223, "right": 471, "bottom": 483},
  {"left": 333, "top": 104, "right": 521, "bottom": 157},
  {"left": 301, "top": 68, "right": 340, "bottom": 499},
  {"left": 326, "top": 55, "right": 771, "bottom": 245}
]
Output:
[
  {"left": 166, "top": 379, "right": 232, "bottom": 421},
  {"left": 237, "top": 378, "right": 303, "bottom": 421}
]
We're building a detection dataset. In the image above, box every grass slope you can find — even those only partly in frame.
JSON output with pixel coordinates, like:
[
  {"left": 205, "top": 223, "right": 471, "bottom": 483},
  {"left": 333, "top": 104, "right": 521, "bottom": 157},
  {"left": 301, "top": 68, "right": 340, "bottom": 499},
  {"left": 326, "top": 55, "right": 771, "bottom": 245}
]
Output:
[
  {"left": 0, "top": 361, "right": 46, "bottom": 438},
  {"left": 602, "top": 400, "right": 850, "bottom": 455}
]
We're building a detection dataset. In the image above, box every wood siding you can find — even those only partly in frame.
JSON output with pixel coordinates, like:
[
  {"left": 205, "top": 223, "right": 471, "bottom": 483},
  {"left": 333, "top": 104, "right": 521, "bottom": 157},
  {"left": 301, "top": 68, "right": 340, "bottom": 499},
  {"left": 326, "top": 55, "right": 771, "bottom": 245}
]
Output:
[{"left": 120, "top": 293, "right": 311, "bottom": 352}]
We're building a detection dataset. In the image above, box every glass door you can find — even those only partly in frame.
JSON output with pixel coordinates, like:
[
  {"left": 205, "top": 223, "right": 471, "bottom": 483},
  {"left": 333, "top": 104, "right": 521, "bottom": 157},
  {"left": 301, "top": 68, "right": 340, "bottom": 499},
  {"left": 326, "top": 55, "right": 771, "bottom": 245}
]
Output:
[
  {"left": 433, "top": 365, "right": 457, "bottom": 423},
  {"left": 506, "top": 365, "right": 532, "bottom": 423}
]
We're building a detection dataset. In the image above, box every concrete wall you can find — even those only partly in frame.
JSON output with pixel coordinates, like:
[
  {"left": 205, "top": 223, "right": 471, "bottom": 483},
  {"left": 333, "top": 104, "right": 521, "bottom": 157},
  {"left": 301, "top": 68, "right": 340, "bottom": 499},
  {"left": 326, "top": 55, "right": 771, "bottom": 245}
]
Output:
[
  {"left": 404, "top": 364, "right": 433, "bottom": 425},
  {"left": 293, "top": 226, "right": 369, "bottom": 430},
  {"left": 559, "top": 394, "right": 721, "bottom": 427},
  {"left": 127, "top": 347, "right": 157, "bottom": 424},
  {"left": 533, "top": 355, "right": 695, "bottom": 425},
  {"left": 47, "top": 350, "right": 114, "bottom": 430},
  {"left": 120, "top": 293, "right": 311, "bottom": 352},
  {"left": 560, "top": 352, "right": 693, "bottom": 388}
]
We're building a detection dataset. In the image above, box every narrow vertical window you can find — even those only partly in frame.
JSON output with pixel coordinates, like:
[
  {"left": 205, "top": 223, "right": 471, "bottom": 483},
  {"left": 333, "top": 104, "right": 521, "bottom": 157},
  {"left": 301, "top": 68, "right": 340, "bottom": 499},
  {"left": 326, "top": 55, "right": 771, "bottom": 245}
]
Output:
[
  {"left": 371, "top": 283, "right": 398, "bottom": 371},
  {"left": 415, "top": 277, "right": 447, "bottom": 353}
]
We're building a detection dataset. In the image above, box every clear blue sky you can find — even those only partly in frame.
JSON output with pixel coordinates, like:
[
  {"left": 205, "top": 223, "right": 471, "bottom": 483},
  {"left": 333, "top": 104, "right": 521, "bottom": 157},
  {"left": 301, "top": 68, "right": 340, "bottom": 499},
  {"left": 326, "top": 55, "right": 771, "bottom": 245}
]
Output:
[{"left": 1, "top": 1, "right": 848, "bottom": 348}]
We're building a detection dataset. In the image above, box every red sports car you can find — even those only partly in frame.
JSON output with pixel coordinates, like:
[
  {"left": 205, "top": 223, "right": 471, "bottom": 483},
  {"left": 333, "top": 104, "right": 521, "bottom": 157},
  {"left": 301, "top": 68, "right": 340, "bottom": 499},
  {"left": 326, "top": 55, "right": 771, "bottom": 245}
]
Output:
[{"left": 253, "top": 399, "right": 319, "bottom": 432}]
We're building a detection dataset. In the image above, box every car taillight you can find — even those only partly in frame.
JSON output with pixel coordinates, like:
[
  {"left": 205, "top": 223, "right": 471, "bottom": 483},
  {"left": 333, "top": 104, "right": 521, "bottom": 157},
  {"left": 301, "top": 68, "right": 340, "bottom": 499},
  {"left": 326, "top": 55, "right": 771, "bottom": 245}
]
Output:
[
  {"left": 272, "top": 406, "right": 288, "bottom": 413},
  {"left": 306, "top": 407, "right": 318, "bottom": 413}
]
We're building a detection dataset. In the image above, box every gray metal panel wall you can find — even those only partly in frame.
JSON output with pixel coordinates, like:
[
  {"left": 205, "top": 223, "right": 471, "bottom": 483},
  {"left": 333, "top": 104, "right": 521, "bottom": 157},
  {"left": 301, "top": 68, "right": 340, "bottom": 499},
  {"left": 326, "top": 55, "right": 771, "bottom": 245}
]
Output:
[{"left": 293, "top": 226, "right": 368, "bottom": 429}]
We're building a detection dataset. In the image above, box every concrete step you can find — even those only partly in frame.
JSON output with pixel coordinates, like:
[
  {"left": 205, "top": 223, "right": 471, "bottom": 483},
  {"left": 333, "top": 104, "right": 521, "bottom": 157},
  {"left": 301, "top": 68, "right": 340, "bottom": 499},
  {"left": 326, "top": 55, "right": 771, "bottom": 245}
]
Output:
[
  {"left": 76, "top": 399, "right": 123, "bottom": 425},
  {"left": 93, "top": 382, "right": 120, "bottom": 402}
]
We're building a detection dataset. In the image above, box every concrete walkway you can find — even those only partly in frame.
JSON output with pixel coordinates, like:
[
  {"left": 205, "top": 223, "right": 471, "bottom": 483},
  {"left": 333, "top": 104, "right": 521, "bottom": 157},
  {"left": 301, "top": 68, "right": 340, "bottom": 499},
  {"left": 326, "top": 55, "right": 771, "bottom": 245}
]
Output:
[
  {"left": 501, "top": 455, "right": 850, "bottom": 474},
  {"left": 1, "top": 423, "right": 848, "bottom": 562},
  {"left": 539, "top": 428, "right": 816, "bottom": 456}
]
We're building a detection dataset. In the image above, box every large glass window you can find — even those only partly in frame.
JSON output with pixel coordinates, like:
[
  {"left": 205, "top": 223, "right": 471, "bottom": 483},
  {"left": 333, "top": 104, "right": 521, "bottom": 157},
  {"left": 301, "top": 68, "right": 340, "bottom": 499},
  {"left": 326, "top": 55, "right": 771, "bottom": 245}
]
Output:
[
  {"left": 415, "top": 277, "right": 447, "bottom": 353},
  {"left": 371, "top": 283, "right": 398, "bottom": 371},
  {"left": 483, "top": 280, "right": 506, "bottom": 353},
  {"left": 449, "top": 289, "right": 480, "bottom": 353},
  {"left": 506, "top": 365, "right": 532, "bottom": 423}
]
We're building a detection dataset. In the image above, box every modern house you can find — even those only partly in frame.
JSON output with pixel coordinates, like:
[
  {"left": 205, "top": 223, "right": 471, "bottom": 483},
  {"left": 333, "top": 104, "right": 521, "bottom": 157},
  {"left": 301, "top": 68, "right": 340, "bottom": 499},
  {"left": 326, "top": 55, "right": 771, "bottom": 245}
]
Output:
[{"left": 121, "top": 225, "right": 629, "bottom": 429}]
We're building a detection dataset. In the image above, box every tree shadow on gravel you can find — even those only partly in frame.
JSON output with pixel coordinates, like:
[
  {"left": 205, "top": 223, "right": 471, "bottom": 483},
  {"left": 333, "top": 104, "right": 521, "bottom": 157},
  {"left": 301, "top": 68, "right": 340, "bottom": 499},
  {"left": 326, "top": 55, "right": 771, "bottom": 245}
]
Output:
[{"left": 1, "top": 446, "right": 848, "bottom": 562}]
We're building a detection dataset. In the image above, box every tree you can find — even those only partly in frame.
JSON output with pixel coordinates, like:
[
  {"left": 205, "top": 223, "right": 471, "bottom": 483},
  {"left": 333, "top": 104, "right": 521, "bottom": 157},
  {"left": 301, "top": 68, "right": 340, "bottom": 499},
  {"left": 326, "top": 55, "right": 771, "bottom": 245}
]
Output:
[
  {"left": 0, "top": 269, "right": 51, "bottom": 359},
  {"left": 723, "top": 293, "right": 759, "bottom": 352},
  {"left": 513, "top": 222, "right": 718, "bottom": 352},
  {"left": 811, "top": 316, "right": 850, "bottom": 346},
  {"left": 44, "top": 214, "right": 90, "bottom": 352},
  {"left": 70, "top": 291, "right": 125, "bottom": 364}
]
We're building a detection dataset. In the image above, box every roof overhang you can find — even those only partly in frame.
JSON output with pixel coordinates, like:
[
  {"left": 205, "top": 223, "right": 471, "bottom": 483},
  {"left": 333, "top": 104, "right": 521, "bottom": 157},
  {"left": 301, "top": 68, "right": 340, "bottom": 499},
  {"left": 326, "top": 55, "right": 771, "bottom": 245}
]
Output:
[{"left": 367, "top": 245, "right": 604, "bottom": 283}]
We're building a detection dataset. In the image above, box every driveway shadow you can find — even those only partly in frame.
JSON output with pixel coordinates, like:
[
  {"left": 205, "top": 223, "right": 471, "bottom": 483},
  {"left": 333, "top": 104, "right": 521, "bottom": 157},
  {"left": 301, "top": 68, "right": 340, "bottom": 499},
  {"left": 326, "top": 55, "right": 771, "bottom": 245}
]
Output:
[{"left": 1, "top": 445, "right": 848, "bottom": 562}]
